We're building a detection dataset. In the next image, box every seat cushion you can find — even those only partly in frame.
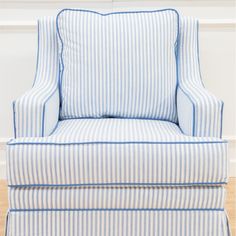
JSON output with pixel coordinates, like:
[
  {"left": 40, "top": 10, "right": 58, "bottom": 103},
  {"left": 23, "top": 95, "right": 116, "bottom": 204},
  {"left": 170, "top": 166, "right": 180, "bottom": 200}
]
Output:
[
  {"left": 9, "top": 186, "right": 225, "bottom": 210},
  {"left": 57, "top": 9, "right": 179, "bottom": 121},
  {"left": 7, "top": 119, "right": 228, "bottom": 186}
]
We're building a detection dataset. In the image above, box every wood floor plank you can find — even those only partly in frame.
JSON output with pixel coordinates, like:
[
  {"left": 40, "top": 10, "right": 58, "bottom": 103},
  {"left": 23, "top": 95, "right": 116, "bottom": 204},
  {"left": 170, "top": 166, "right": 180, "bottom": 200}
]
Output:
[
  {"left": 226, "top": 177, "right": 236, "bottom": 235},
  {"left": 0, "top": 180, "right": 8, "bottom": 236},
  {"left": 0, "top": 178, "right": 235, "bottom": 235}
]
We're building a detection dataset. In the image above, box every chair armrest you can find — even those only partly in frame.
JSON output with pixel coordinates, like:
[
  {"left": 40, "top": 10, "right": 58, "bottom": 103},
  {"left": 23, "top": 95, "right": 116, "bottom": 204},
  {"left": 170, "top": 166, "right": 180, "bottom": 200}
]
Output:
[
  {"left": 12, "top": 17, "right": 60, "bottom": 138},
  {"left": 13, "top": 84, "right": 59, "bottom": 137},
  {"left": 177, "top": 83, "right": 223, "bottom": 138}
]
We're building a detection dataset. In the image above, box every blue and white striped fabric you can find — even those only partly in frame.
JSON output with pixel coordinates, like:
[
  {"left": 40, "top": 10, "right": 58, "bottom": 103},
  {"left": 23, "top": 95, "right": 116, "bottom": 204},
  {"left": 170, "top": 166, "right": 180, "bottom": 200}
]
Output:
[
  {"left": 6, "top": 210, "right": 230, "bottom": 236},
  {"left": 7, "top": 119, "right": 228, "bottom": 186},
  {"left": 177, "top": 17, "right": 223, "bottom": 138},
  {"left": 57, "top": 9, "right": 179, "bottom": 121},
  {"left": 13, "top": 17, "right": 59, "bottom": 138},
  {"left": 9, "top": 186, "right": 225, "bottom": 210},
  {"left": 7, "top": 12, "right": 230, "bottom": 236},
  {"left": 12, "top": 15, "right": 224, "bottom": 139}
]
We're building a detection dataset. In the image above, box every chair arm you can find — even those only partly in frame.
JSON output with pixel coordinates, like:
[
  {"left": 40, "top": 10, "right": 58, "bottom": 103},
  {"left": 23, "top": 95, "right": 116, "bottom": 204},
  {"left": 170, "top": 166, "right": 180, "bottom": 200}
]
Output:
[
  {"left": 13, "top": 83, "right": 59, "bottom": 138},
  {"left": 177, "top": 83, "right": 223, "bottom": 138},
  {"left": 12, "top": 17, "right": 60, "bottom": 138}
]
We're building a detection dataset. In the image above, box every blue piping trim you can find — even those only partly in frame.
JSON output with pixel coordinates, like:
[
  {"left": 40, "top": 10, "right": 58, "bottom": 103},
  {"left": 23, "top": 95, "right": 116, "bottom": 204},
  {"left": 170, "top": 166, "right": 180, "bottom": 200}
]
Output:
[
  {"left": 7, "top": 140, "right": 227, "bottom": 146},
  {"left": 12, "top": 101, "right": 16, "bottom": 138},
  {"left": 32, "top": 20, "right": 40, "bottom": 87},
  {"left": 220, "top": 100, "right": 224, "bottom": 138},
  {"left": 178, "top": 86, "right": 195, "bottom": 136},
  {"left": 9, "top": 208, "right": 224, "bottom": 212},
  {"left": 58, "top": 60, "right": 63, "bottom": 110},
  {"left": 8, "top": 181, "right": 227, "bottom": 188},
  {"left": 56, "top": 8, "right": 180, "bottom": 120},
  {"left": 58, "top": 8, "right": 177, "bottom": 16},
  {"left": 174, "top": 11, "right": 180, "bottom": 121}
]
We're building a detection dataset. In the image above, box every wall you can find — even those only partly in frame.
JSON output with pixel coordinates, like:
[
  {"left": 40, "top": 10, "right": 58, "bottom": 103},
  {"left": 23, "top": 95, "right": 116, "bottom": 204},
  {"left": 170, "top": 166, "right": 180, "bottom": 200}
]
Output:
[{"left": 0, "top": 0, "right": 235, "bottom": 178}]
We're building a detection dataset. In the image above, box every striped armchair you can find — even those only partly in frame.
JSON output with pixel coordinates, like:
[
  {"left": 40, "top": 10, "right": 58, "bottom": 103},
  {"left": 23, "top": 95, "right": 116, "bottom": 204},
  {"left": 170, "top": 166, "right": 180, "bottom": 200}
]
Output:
[{"left": 6, "top": 9, "right": 230, "bottom": 236}]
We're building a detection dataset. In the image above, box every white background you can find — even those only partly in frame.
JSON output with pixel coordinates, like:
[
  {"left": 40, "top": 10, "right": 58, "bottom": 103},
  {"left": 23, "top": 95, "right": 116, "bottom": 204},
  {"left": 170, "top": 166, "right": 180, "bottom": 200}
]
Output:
[{"left": 0, "top": 0, "right": 235, "bottom": 177}]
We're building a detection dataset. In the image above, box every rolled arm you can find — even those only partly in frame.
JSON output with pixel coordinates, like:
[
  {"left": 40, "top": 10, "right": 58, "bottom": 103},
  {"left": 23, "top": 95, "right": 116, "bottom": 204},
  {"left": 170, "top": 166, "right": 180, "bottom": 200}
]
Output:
[
  {"left": 13, "top": 17, "right": 60, "bottom": 138},
  {"left": 177, "top": 83, "right": 223, "bottom": 138}
]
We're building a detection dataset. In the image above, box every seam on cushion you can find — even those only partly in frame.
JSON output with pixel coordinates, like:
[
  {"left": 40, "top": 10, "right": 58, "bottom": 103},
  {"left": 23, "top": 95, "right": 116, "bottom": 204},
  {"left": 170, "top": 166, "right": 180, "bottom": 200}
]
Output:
[
  {"left": 9, "top": 208, "right": 224, "bottom": 212},
  {"left": 59, "top": 116, "right": 179, "bottom": 124},
  {"left": 56, "top": 8, "right": 180, "bottom": 120},
  {"left": 7, "top": 140, "right": 227, "bottom": 146},
  {"left": 59, "top": 117, "right": 180, "bottom": 122},
  {"left": 8, "top": 186, "right": 225, "bottom": 190},
  {"left": 8, "top": 182, "right": 227, "bottom": 188}
]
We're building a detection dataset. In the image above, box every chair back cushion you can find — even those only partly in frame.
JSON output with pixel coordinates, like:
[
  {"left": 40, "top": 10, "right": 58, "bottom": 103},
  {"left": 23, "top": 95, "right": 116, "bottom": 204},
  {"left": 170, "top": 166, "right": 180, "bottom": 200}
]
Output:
[{"left": 57, "top": 9, "right": 179, "bottom": 121}]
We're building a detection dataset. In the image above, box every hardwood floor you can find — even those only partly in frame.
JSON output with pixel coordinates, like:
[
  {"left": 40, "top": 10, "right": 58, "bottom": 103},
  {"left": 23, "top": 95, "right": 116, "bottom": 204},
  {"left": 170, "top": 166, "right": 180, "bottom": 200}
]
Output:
[
  {"left": 226, "top": 178, "right": 236, "bottom": 235},
  {"left": 0, "top": 178, "right": 235, "bottom": 236},
  {"left": 0, "top": 180, "right": 7, "bottom": 236}
]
